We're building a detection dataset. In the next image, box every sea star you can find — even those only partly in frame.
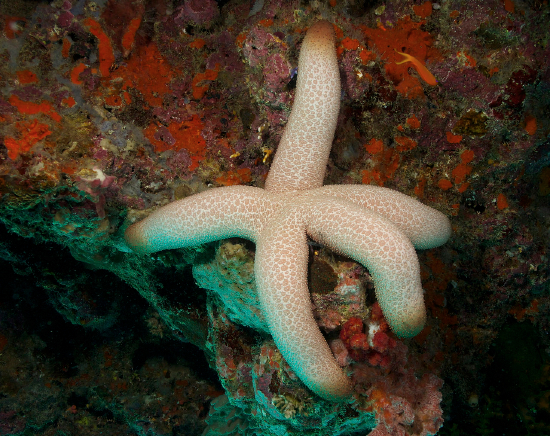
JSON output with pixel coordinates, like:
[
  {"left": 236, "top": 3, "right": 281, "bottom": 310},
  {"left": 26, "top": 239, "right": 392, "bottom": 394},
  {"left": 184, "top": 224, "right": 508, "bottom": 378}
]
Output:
[{"left": 125, "top": 21, "right": 451, "bottom": 402}]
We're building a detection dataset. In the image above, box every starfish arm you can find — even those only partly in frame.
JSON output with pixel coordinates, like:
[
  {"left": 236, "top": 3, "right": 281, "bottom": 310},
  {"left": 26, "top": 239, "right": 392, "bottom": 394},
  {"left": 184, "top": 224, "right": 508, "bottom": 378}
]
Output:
[
  {"left": 255, "top": 207, "right": 353, "bottom": 402},
  {"left": 304, "top": 195, "right": 426, "bottom": 338},
  {"left": 125, "top": 186, "right": 274, "bottom": 253},
  {"left": 311, "top": 185, "right": 452, "bottom": 249},
  {"left": 265, "top": 20, "right": 341, "bottom": 193}
]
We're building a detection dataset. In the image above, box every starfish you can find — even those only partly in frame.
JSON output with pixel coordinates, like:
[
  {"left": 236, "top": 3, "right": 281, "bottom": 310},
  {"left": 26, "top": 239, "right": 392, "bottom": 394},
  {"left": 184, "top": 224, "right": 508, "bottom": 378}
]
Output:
[{"left": 125, "top": 21, "right": 451, "bottom": 402}]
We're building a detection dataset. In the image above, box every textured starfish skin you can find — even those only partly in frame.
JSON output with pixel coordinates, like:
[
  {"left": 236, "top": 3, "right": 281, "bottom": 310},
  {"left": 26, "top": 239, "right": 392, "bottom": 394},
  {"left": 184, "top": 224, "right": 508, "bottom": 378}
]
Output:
[{"left": 125, "top": 22, "right": 451, "bottom": 402}]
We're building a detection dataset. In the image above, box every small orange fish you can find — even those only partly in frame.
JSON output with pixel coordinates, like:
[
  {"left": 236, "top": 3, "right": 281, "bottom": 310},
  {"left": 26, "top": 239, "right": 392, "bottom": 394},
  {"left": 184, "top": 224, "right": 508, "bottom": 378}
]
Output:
[{"left": 395, "top": 50, "right": 438, "bottom": 86}]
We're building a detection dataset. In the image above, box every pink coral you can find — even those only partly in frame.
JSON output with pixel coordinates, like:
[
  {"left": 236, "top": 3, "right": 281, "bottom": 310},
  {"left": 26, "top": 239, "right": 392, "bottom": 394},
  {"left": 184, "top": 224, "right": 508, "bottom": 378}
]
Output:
[
  {"left": 76, "top": 168, "right": 117, "bottom": 218},
  {"left": 241, "top": 27, "right": 280, "bottom": 68},
  {"left": 330, "top": 338, "right": 351, "bottom": 367},
  {"left": 364, "top": 372, "right": 443, "bottom": 436}
]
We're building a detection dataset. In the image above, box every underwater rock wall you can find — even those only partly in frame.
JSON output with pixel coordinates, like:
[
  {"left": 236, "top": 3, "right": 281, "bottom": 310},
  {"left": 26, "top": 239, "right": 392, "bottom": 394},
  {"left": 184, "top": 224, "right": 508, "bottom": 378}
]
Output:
[{"left": 1, "top": 0, "right": 549, "bottom": 435}]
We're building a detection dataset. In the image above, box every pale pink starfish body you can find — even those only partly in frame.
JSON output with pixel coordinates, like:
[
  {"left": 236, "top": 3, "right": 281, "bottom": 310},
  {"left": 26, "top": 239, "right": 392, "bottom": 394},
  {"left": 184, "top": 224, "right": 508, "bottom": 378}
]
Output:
[{"left": 125, "top": 21, "right": 451, "bottom": 401}]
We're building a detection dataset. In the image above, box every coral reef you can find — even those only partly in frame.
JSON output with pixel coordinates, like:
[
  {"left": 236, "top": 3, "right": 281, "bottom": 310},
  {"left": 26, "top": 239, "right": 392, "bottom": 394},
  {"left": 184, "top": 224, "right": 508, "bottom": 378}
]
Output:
[{"left": 1, "top": 0, "right": 550, "bottom": 435}]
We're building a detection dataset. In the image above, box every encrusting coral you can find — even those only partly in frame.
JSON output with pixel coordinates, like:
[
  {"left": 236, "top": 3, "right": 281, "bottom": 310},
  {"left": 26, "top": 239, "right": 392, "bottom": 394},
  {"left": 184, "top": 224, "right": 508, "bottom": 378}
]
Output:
[{"left": 125, "top": 21, "right": 451, "bottom": 402}]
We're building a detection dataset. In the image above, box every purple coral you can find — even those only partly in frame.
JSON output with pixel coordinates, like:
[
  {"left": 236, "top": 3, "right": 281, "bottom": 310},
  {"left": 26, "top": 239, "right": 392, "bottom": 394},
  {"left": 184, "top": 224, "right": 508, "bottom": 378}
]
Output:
[{"left": 176, "top": 0, "right": 219, "bottom": 26}]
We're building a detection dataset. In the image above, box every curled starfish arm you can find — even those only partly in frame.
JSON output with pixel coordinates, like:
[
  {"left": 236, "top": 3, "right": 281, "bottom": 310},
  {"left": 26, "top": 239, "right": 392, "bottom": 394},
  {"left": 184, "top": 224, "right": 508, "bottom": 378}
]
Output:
[
  {"left": 255, "top": 206, "right": 353, "bottom": 402},
  {"left": 312, "top": 185, "right": 451, "bottom": 249},
  {"left": 124, "top": 186, "right": 274, "bottom": 253},
  {"left": 305, "top": 196, "right": 426, "bottom": 338}
]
